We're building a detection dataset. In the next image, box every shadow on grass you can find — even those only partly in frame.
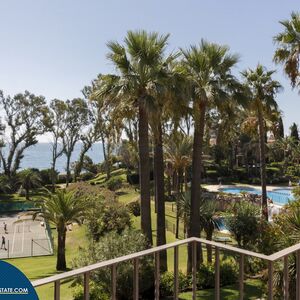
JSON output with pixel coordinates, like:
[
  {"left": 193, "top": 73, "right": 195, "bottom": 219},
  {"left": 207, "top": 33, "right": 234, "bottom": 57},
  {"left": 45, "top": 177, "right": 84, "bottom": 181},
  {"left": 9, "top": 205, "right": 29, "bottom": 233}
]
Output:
[
  {"left": 115, "top": 191, "right": 128, "bottom": 196},
  {"left": 178, "top": 280, "right": 265, "bottom": 300}
]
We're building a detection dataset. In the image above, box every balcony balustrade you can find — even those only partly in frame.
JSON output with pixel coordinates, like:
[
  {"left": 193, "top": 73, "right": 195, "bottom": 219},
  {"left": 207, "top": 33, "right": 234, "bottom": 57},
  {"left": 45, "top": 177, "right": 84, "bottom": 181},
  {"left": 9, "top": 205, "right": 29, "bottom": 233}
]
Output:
[{"left": 32, "top": 237, "right": 300, "bottom": 300}]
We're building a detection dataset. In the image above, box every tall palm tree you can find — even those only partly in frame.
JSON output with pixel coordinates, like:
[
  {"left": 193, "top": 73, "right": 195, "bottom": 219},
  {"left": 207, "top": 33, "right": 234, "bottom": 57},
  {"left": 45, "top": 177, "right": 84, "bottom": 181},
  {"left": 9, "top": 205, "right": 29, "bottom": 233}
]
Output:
[
  {"left": 242, "top": 65, "right": 282, "bottom": 221},
  {"left": 180, "top": 40, "right": 240, "bottom": 268},
  {"left": 93, "top": 31, "right": 170, "bottom": 245},
  {"left": 32, "top": 189, "right": 86, "bottom": 270},
  {"left": 273, "top": 12, "right": 300, "bottom": 90},
  {"left": 18, "top": 169, "right": 42, "bottom": 200}
]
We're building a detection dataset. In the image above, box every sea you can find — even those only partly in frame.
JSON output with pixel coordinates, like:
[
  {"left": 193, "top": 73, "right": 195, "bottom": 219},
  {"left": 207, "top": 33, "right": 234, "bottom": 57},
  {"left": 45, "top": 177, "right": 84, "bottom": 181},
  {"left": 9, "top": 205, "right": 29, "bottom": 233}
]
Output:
[{"left": 1, "top": 143, "right": 104, "bottom": 173}]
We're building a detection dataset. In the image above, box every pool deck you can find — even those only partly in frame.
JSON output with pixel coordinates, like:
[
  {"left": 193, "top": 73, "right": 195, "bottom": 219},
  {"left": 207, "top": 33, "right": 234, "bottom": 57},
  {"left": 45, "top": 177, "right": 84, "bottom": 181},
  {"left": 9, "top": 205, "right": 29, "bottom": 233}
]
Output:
[
  {"left": 204, "top": 183, "right": 291, "bottom": 210},
  {"left": 204, "top": 183, "right": 291, "bottom": 193}
]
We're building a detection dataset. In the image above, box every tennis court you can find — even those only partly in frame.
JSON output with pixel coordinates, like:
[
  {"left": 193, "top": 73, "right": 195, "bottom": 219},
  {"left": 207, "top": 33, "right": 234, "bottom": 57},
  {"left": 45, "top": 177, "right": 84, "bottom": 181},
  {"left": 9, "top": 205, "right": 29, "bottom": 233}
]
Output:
[{"left": 0, "top": 212, "right": 53, "bottom": 259}]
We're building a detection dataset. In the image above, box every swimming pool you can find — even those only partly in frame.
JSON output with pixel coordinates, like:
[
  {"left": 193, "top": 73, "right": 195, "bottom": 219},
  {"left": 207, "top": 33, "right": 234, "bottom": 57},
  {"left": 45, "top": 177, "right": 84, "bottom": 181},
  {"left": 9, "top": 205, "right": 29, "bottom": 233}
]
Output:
[{"left": 219, "top": 186, "right": 294, "bottom": 206}]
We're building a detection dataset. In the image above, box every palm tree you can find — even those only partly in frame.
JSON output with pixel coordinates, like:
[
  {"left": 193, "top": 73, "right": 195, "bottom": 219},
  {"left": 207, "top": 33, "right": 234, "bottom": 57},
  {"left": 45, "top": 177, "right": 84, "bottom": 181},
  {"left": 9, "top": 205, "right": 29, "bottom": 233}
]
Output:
[
  {"left": 32, "top": 189, "right": 86, "bottom": 270},
  {"left": 180, "top": 40, "right": 240, "bottom": 268},
  {"left": 242, "top": 65, "right": 282, "bottom": 221},
  {"left": 276, "top": 137, "right": 296, "bottom": 172},
  {"left": 273, "top": 12, "right": 300, "bottom": 90},
  {"left": 177, "top": 191, "right": 217, "bottom": 263},
  {"left": 272, "top": 198, "right": 300, "bottom": 299},
  {"left": 199, "top": 198, "right": 217, "bottom": 264},
  {"left": 165, "top": 132, "right": 192, "bottom": 238},
  {"left": 18, "top": 169, "right": 42, "bottom": 200},
  {"left": 93, "top": 31, "right": 170, "bottom": 246}
]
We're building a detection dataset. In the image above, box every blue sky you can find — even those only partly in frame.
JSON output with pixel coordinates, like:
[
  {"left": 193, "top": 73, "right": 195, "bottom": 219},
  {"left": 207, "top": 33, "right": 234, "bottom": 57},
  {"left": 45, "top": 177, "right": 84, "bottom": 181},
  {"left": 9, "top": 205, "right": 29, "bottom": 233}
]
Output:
[{"left": 0, "top": 0, "right": 299, "bottom": 137}]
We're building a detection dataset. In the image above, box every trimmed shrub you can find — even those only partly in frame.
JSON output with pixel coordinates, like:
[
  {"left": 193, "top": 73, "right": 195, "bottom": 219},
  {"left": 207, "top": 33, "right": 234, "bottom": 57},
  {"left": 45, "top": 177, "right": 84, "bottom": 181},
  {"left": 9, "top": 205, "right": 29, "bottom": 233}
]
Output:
[
  {"left": 197, "top": 261, "right": 238, "bottom": 289},
  {"left": 126, "top": 200, "right": 141, "bottom": 216},
  {"left": 39, "top": 168, "right": 56, "bottom": 185},
  {"left": 85, "top": 200, "right": 131, "bottom": 241},
  {"left": 57, "top": 174, "right": 69, "bottom": 184},
  {"left": 160, "top": 271, "right": 190, "bottom": 297},
  {"left": 79, "top": 172, "right": 95, "bottom": 181},
  {"left": 106, "top": 177, "right": 123, "bottom": 191},
  {"left": 127, "top": 173, "right": 139, "bottom": 185},
  {"left": 72, "top": 229, "right": 154, "bottom": 300},
  {"left": 73, "top": 282, "right": 109, "bottom": 300},
  {"left": 197, "top": 264, "right": 215, "bottom": 289}
]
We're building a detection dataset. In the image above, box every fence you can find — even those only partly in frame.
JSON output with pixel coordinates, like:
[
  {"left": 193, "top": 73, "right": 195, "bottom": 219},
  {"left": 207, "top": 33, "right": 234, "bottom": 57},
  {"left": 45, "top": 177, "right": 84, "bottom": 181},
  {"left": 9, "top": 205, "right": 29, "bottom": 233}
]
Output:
[
  {"left": 32, "top": 237, "right": 300, "bottom": 300},
  {"left": 0, "top": 237, "right": 53, "bottom": 259}
]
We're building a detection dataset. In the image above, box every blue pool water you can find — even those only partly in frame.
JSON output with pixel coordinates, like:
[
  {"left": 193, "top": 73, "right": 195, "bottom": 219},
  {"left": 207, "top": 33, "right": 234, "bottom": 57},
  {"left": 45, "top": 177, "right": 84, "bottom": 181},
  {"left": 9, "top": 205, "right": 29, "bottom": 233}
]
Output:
[{"left": 220, "top": 186, "right": 294, "bottom": 206}]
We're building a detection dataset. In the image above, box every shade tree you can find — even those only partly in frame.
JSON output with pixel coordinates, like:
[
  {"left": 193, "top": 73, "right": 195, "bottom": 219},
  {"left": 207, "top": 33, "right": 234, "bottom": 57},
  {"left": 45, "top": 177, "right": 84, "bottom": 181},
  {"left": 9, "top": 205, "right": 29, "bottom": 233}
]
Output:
[{"left": 0, "top": 91, "right": 49, "bottom": 179}]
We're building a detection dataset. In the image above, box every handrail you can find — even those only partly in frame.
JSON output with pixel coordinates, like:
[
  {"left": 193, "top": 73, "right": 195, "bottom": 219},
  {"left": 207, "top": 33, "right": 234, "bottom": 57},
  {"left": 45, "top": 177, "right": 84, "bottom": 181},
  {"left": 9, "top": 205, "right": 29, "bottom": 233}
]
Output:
[
  {"left": 31, "top": 236, "right": 300, "bottom": 288},
  {"left": 31, "top": 238, "right": 195, "bottom": 287}
]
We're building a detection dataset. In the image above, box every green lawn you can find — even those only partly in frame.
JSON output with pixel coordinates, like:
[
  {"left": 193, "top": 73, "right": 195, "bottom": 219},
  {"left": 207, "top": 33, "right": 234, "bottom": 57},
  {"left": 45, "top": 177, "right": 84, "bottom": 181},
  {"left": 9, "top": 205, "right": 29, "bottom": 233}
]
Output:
[
  {"left": 2, "top": 175, "right": 265, "bottom": 299},
  {"left": 5, "top": 225, "right": 89, "bottom": 300},
  {"left": 179, "top": 279, "right": 265, "bottom": 299}
]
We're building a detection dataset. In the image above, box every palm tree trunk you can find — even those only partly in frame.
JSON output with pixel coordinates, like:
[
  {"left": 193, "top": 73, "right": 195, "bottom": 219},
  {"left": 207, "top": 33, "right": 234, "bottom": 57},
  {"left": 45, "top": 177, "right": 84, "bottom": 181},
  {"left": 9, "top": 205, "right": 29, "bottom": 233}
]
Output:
[
  {"left": 206, "top": 228, "right": 213, "bottom": 263},
  {"left": 175, "top": 170, "right": 180, "bottom": 239},
  {"left": 258, "top": 106, "right": 268, "bottom": 221},
  {"left": 56, "top": 226, "right": 67, "bottom": 271},
  {"left": 154, "top": 121, "right": 167, "bottom": 271},
  {"left": 138, "top": 103, "right": 152, "bottom": 245},
  {"left": 184, "top": 167, "right": 188, "bottom": 192},
  {"left": 25, "top": 187, "right": 29, "bottom": 200},
  {"left": 188, "top": 100, "right": 206, "bottom": 272}
]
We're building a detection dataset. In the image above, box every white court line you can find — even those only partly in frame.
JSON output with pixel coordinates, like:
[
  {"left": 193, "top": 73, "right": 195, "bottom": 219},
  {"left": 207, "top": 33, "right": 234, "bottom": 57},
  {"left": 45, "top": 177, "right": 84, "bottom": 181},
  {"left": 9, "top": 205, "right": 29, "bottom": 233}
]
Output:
[
  {"left": 21, "top": 221, "right": 25, "bottom": 253},
  {"left": 11, "top": 224, "right": 17, "bottom": 255}
]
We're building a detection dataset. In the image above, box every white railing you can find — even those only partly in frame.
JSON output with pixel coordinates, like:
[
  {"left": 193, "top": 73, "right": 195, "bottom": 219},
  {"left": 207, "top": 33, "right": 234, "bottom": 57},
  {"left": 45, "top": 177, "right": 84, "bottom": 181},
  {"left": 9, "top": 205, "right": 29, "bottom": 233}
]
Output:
[{"left": 31, "top": 237, "right": 300, "bottom": 300}]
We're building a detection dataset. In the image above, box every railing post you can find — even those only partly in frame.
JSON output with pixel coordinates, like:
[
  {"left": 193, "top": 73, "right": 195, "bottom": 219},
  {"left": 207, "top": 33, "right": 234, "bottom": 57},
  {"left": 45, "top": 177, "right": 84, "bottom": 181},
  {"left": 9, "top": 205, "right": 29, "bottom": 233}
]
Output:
[
  {"left": 297, "top": 250, "right": 300, "bottom": 300},
  {"left": 239, "top": 254, "right": 244, "bottom": 300},
  {"left": 83, "top": 271, "right": 90, "bottom": 300},
  {"left": 192, "top": 241, "right": 197, "bottom": 300},
  {"left": 111, "top": 264, "right": 117, "bottom": 300},
  {"left": 174, "top": 246, "right": 179, "bottom": 300},
  {"left": 133, "top": 258, "right": 139, "bottom": 300},
  {"left": 268, "top": 261, "right": 273, "bottom": 300},
  {"left": 154, "top": 252, "right": 160, "bottom": 300},
  {"left": 283, "top": 255, "right": 289, "bottom": 300},
  {"left": 54, "top": 280, "right": 60, "bottom": 300},
  {"left": 7, "top": 240, "right": 9, "bottom": 258},
  {"left": 215, "top": 247, "right": 220, "bottom": 300},
  {"left": 31, "top": 239, "right": 33, "bottom": 257}
]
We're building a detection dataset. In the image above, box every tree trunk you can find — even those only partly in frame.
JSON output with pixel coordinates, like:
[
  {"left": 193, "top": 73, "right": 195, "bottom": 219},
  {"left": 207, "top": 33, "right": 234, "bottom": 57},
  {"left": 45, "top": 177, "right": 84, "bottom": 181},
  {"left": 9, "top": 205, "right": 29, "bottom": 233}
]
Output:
[
  {"left": 65, "top": 154, "right": 71, "bottom": 187},
  {"left": 51, "top": 157, "right": 57, "bottom": 193},
  {"left": 56, "top": 226, "right": 67, "bottom": 271},
  {"left": 188, "top": 100, "right": 206, "bottom": 272},
  {"left": 138, "top": 103, "right": 152, "bottom": 245},
  {"left": 74, "top": 143, "right": 92, "bottom": 182},
  {"left": 101, "top": 136, "right": 111, "bottom": 181},
  {"left": 175, "top": 170, "right": 180, "bottom": 239},
  {"left": 206, "top": 228, "right": 213, "bottom": 263},
  {"left": 184, "top": 167, "right": 188, "bottom": 192},
  {"left": 154, "top": 121, "right": 167, "bottom": 271},
  {"left": 258, "top": 106, "right": 268, "bottom": 221},
  {"left": 25, "top": 187, "right": 29, "bottom": 200}
]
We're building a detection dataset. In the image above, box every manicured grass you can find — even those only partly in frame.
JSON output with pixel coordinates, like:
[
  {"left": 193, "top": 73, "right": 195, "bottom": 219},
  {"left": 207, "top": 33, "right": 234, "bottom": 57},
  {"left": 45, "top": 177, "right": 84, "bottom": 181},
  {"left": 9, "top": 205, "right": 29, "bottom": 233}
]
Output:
[
  {"left": 179, "top": 279, "right": 265, "bottom": 299},
  {"left": 89, "top": 168, "right": 127, "bottom": 185},
  {"left": 3, "top": 174, "right": 264, "bottom": 299},
  {"left": 5, "top": 225, "right": 89, "bottom": 300},
  {"left": 117, "top": 187, "right": 139, "bottom": 204}
]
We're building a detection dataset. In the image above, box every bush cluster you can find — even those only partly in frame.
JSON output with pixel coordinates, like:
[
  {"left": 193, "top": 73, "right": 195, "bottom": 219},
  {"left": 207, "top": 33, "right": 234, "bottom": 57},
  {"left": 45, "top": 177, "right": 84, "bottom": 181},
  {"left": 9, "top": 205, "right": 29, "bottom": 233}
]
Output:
[{"left": 106, "top": 176, "right": 123, "bottom": 191}]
